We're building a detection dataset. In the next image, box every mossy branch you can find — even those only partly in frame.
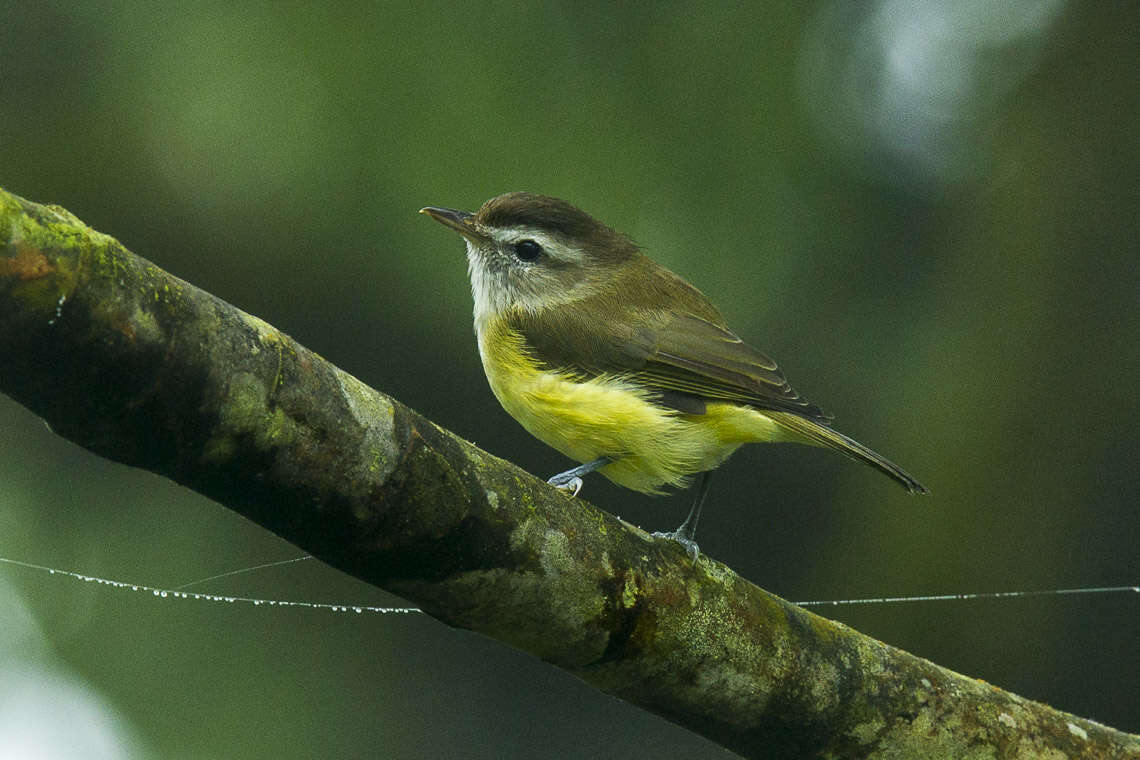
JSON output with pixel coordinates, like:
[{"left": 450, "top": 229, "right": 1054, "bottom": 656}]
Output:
[{"left": 1, "top": 187, "right": 1136, "bottom": 760}]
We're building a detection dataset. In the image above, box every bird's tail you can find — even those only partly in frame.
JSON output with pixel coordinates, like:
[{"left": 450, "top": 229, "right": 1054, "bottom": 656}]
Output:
[{"left": 768, "top": 412, "right": 929, "bottom": 494}]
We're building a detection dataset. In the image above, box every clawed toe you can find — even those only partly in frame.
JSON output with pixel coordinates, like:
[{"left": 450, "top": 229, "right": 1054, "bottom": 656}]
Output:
[
  {"left": 547, "top": 474, "right": 583, "bottom": 497},
  {"left": 652, "top": 530, "right": 700, "bottom": 559}
]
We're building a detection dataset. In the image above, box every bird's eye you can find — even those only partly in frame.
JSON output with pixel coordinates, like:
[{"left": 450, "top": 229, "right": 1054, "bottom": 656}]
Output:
[{"left": 512, "top": 240, "right": 542, "bottom": 262}]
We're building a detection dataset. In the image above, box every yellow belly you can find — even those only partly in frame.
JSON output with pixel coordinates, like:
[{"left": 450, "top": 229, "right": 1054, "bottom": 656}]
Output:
[{"left": 476, "top": 322, "right": 792, "bottom": 494}]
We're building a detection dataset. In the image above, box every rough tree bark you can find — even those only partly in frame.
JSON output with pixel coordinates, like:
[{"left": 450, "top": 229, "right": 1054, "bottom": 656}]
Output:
[{"left": 1, "top": 187, "right": 1136, "bottom": 759}]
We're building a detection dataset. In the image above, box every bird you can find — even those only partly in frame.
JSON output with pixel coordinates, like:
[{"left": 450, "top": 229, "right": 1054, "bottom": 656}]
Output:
[{"left": 421, "top": 192, "right": 927, "bottom": 553}]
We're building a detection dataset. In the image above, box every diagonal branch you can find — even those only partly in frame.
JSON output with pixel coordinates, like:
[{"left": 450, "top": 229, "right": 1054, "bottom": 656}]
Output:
[{"left": 1, "top": 187, "right": 1136, "bottom": 759}]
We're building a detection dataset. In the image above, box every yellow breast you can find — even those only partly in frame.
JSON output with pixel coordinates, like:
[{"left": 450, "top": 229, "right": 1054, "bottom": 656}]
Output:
[{"left": 475, "top": 317, "right": 787, "bottom": 494}]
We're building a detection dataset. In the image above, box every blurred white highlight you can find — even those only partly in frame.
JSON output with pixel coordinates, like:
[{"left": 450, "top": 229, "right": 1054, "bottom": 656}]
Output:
[
  {"left": 799, "top": 0, "right": 1067, "bottom": 188},
  {"left": 0, "top": 583, "right": 147, "bottom": 760}
]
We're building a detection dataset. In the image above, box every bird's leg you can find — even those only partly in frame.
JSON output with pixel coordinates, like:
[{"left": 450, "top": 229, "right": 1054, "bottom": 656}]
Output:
[
  {"left": 653, "top": 470, "right": 713, "bottom": 559},
  {"left": 547, "top": 456, "right": 613, "bottom": 497}
]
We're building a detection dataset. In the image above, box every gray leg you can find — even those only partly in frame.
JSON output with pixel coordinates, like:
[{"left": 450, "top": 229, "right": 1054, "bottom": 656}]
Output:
[
  {"left": 547, "top": 456, "right": 612, "bottom": 497},
  {"left": 653, "top": 471, "right": 713, "bottom": 558}
]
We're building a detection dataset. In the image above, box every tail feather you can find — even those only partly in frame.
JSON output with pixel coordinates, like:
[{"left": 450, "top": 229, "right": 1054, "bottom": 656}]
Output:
[{"left": 769, "top": 412, "right": 929, "bottom": 495}]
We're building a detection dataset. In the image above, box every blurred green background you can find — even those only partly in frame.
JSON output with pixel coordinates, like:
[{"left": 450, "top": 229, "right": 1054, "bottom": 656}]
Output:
[{"left": 2, "top": 1, "right": 1137, "bottom": 757}]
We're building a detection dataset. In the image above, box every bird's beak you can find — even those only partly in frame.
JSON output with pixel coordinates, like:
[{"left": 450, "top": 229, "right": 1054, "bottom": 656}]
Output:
[{"left": 419, "top": 206, "right": 489, "bottom": 244}]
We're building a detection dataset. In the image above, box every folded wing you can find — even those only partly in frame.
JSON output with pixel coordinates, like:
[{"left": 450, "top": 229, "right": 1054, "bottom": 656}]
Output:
[{"left": 510, "top": 306, "right": 830, "bottom": 422}]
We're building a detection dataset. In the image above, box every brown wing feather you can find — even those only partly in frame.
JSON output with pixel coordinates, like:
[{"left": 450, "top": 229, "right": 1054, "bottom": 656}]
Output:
[
  {"left": 508, "top": 304, "right": 830, "bottom": 422},
  {"left": 629, "top": 314, "right": 831, "bottom": 421}
]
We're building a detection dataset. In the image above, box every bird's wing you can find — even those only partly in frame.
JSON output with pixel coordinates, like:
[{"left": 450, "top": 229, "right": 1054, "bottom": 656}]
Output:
[
  {"left": 510, "top": 308, "right": 831, "bottom": 422},
  {"left": 628, "top": 313, "right": 830, "bottom": 420}
]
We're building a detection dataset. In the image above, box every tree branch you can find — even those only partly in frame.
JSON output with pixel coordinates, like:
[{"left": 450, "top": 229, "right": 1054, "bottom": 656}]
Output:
[{"left": 1, "top": 187, "right": 1136, "bottom": 759}]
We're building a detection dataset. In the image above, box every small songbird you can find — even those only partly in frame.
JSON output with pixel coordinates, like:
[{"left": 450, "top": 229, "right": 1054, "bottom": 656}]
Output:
[{"left": 421, "top": 192, "right": 927, "bottom": 552}]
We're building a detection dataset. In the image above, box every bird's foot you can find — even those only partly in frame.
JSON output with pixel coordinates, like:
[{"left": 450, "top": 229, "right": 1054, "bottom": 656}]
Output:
[
  {"left": 651, "top": 529, "right": 700, "bottom": 560},
  {"left": 546, "top": 457, "right": 613, "bottom": 498},
  {"left": 546, "top": 472, "right": 584, "bottom": 497}
]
